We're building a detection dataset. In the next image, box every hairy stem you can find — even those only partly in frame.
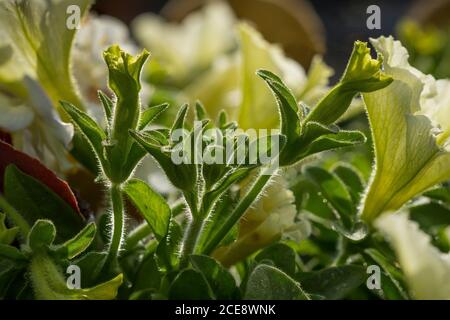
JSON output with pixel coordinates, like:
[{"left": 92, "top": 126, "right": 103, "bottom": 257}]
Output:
[
  {"left": 124, "top": 223, "right": 151, "bottom": 251},
  {"left": 179, "top": 216, "right": 205, "bottom": 269},
  {"left": 202, "top": 171, "right": 273, "bottom": 255},
  {"left": 105, "top": 183, "right": 125, "bottom": 272}
]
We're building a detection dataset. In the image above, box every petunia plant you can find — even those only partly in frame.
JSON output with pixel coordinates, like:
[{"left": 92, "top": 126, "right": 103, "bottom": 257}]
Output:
[{"left": 1, "top": 0, "right": 450, "bottom": 302}]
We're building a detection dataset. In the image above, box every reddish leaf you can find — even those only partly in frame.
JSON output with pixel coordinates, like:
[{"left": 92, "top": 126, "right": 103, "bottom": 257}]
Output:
[{"left": 0, "top": 140, "right": 81, "bottom": 216}]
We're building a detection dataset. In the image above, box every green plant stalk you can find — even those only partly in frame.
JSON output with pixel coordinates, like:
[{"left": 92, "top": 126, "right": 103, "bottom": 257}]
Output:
[
  {"left": 179, "top": 216, "right": 205, "bottom": 268},
  {"left": 332, "top": 235, "right": 348, "bottom": 266},
  {"left": 202, "top": 171, "right": 273, "bottom": 255},
  {"left": 104, "top": 184, "right": 125, "bottom": 271},
  {"left": 0, "top": 195, "right": 30, "bottom": 237},
  {"left": 179, "top": 190, "right": 204, "bottom": 268},
  {"left": 124, "top": 223, "right": 151, "bottom": 251}
]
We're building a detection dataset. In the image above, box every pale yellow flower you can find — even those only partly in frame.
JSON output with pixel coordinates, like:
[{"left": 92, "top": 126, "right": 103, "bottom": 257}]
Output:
[
  {"left": 360, "top": 36, "right": 450, "bottom": 221},
  {"left": 214, "top": 176, "right": 309, "bottom": 266},
  {"left": 132, "top": 1, "right": 236, "bottom": 84},
  {"left": 375, "top": 212, "right": 450, "bottom": 299}
]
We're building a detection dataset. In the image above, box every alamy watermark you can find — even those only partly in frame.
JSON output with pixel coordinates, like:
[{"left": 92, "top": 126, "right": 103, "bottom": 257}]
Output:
[
  {"left": 170, "top": 121, "right": 282, "bottom": 174},
  {"left": 66, "top": 5, "right": 81, "bottom": 30},
  {"left": 66, "top": 264, "right": 81, "bottom": 289},
  {"left": 366, "top": 5, "right": 381, "bottom": 30},
  {"left": 366, "top": 265, "right": 381, "bottom": 290}
]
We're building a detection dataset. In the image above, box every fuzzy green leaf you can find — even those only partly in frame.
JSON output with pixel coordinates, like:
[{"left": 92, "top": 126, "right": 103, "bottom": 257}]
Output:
[
  {"left": 255, "top": 243, "right": 297, "bottom": 276},
  {"left": 244, "top": 264, "right": 309, "bottom": 300},
  {"left": 190, "top": 255, "right": 239, "bottom": 300},
  {"left": 60, "top": 100, "right": 107, "bottom": 169},
  {"left": 0, "top": 244, "right": 27, "bottom": 261},
  {"left": 53, "top": 223, "right": 96, "bottom": 259},
  {"left": 28, "top": 220, "right": 56, "bottom": 252},
  {"left": 97, "top": 90, "right": 113, "bottom": 125},
  {"left": 123, "top": 179, "right": 171, "bottom": 241},
  {"left": 30, "top": 253, "right": 122, "bottom": 300},
  {"left": 169, "top": 269, "right": 213, "bottom": 300},
  {"left": 139, "top": 103, "right": 169, "bottom": 130},
  {"left": 0, "top": 212, "right": 19, "bottom": 245},
  {"left": 304, "top": 166, "right": 356, "bottom": 226},
  {"left": 296, "top": 265, "right": 367, "bottom": 300}
]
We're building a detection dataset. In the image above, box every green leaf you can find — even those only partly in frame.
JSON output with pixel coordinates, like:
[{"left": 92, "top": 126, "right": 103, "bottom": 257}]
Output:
[
  {"left": 300, "top": 130, "right": 366, "bottom": 160},
  {"left": 258, "top": 67, "right": 366, "bottom": 167},
  {"left": 0, "top": 244, "right": 27, "bottom": 261},
  {"left": 255, "top": 243, "right": 296, "bottom": 276},
  {"left": 0, "top": 212, "right": 19, "bottom": 245},
  {"left": 257, "top": 69, "right": 301, "bottom": 143},
  {"left": 27, "top": 220, "right": 56, "bottom": 252},
  {"left": 332, "top": 164, "right": 365, "bottom": 203},
  {"left": 97, "top": 90, "right": 113, "bottom": 125},
  {"left": 410, "top": 201, "right": 450, "bottom": 233},
  {"left": 306, "top": 41, "right": 393, "bottom": 125},
  {"left": 364, "top": 248, "right": 409, "bottom": 299},
  {"left": 139, "top": 103, "right": 169, "bottom": 130},
  {"left": 195, "top": 101, "right": 208, "bottom": 121},
  {"left": 79, "top": 274, "right": 123, "bottom": 300},
  {"left": 244, "top": 264, "right": 309, "bottom": 300},
  {"left": 304, "top": 166, "right": 355, "bottom": 226},
  {"left": 123, "top": 179, "right": 171, "bottom": 241},
  {"left": 73, "top": 252, "right": 107, "bottom": 287},
  {"left": 190, "top": 255, "right": 239, "bottom": 300},
  {"left": 203, "top": 167, "right": 250, "bottom": 206},
  {"left": 296, "top": 265, "right": 367, "bottom": 300},
  {"left": 4, "top": 165, "right": 84, "bottom": 242},
  {"left": 360, "top": 36, "right": 450, "bottom": 221},
  {"left": 169, "top": 269, "right": 213, "bottom": 300},
  {"left": 132, "top": 254, "right": 162, "bottom": 293},
  {"left": 53, "top": 223, "right": 96, "bottom": 259},
  {"left": 0, "top": 262, "right": 26, "bottom": 299},
  {"left": 70, "top": 131, "right": 101, "bottom": 174},
  {"left": 170, "top": 103, "right": 189, "bottom": 134},
  {"left": 156, "top": 221, "right": 182, "bottom": 272},
  {"left": 130, "top": 129, "right": 197, "bottom": 191},
  {"left": 0, "top": 259, "right": 28, "bottom": 300},
  {"left": 30, "top": 253, "right": 122, "bottom": 300},
  {"left": 423, "top": 185, "right": 450, "bottom": 203},
  {"left": 60, "top": 100, "right": 107, "bottom": 169},
  {"left": 120, "top": 142, "right": 147, "bottom": 183}
]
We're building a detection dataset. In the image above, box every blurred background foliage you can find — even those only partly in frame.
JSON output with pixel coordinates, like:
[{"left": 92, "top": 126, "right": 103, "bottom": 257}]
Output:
[{"left": 93, "top": 0, "right": 450, "bottom": 80}]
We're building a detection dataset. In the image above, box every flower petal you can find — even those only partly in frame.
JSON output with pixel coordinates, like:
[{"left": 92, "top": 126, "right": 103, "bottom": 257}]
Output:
[
  {"left": 375, "top": 212, "right": 450, "bottom": 299},
  {"left": 0, "top": 94, "right": 34, "bottom": 132},
  {"left": 360, "top": 36, "right": 450, "bottom": 221},
  {"left": 0, "top": 0, "right": 92, "bottom": 108}
]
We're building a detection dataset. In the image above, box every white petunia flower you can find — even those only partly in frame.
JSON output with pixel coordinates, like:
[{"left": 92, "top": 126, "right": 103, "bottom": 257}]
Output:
[
  {"left": 360, "top": 36, "right": 450, "bottom": 221},
  {"left": 1, "top": 77, "right": 74, "bottom": 173},
  {"left": 132, "top": 1, "right": 237, "bottom": 84},
  {"left": 184, "top": 23, "right": 332, "bottom": 130},
  {"left": 375, "top": 212, "right": 450, "bottom": 299},
  {"left": 213, "top": 175, "right": 309, "bottom": 266}
]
